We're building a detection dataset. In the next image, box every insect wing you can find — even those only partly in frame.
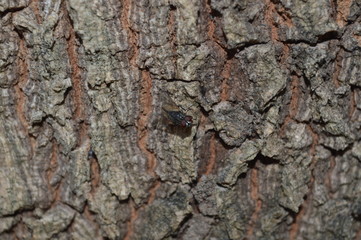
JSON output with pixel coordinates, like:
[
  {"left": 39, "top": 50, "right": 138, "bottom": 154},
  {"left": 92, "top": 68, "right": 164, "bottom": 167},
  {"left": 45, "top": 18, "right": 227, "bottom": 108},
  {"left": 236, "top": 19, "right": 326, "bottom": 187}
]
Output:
[
  {"left": 164, "top": 109, "right": 186, "bottom": 126},
  {"left": 160, "top": 93, "right": 186, "bottom": 126},
  {"left": 159, "top": 92, "right": 194, "bottom": 128}
]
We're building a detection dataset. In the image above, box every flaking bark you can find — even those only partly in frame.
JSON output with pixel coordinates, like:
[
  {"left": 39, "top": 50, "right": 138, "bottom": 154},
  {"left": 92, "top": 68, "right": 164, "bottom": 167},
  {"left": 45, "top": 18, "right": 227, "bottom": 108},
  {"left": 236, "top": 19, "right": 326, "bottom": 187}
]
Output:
[{"left": 0, "top": 0, "right": 361, "bottom": 239}]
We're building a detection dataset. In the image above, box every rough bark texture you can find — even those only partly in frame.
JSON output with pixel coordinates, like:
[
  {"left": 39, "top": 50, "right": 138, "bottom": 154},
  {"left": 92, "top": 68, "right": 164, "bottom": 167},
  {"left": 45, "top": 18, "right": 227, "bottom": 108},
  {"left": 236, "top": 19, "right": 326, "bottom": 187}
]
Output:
[{"left": 1, "top": 0, "right": 361, "bottom": 239}]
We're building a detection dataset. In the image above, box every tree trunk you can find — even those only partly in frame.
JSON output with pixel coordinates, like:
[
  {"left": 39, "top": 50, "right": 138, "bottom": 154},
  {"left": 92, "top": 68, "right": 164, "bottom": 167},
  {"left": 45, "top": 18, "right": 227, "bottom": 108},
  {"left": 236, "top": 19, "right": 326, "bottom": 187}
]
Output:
[{"left": 1, "top": 0, "right": 361, "bottom": 239}]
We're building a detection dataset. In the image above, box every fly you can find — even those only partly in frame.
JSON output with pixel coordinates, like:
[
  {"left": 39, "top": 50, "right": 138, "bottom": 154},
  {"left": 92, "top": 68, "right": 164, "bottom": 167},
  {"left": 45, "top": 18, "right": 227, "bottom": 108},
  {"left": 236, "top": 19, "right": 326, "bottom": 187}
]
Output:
[
  {"left": 163, "top": 109, "right": 193, "bottom": 128},
  {"left": 161, "top": 94, "right": 193, "bottom": 128}
]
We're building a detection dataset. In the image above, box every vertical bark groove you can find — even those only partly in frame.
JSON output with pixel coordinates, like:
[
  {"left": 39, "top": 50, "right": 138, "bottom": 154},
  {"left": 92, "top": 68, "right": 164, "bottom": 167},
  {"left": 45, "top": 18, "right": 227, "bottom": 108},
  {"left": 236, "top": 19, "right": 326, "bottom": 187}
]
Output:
[{"left": 1, "top": 0, "right": 361, "bottom": 239}]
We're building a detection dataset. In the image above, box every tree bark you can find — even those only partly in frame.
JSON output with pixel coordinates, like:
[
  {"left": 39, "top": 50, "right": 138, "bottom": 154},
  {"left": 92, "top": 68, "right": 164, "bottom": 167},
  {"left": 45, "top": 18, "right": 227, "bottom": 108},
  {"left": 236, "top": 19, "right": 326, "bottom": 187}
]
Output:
[{"left": 1, "top": 0, "right": 361, "bottom": 239}]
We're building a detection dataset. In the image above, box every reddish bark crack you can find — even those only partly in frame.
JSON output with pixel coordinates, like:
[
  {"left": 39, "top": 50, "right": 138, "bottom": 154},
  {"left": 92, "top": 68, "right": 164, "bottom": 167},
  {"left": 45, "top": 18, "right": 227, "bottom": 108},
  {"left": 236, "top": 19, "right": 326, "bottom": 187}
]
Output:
[
  {"left": 121, "top": 0, "right": 160, "bottom": 238},
  {"left": 264, "top": 0, "right": 295, "bottom": 43},
  {"left": 289, "top": 75, "right": 300, "bottom": 119},
  {"left": 66, "top": 19, "right": 87, "bottom": 138},
  {"left": 204, "top": 0, "right": 230, "bottom": 102},
  {"left": 196, "top": 112, "right": 214, "bottom": 178},
  {"left": 332, "top": 47, "right": 343, "bottom": 88},
  {"left": 63, "top": 2, "right": 101, "bottom": 195},
  {"left": 30, "top": 0, "right": 42, "bottom": 24},
  {"left": 14, "top": 35, "right": 36, "bottom": 155},
  {"left": 205, "top": 0, "right": 215, "bottom": 41},
  {"left": 280, "top": 75, "right": 300, "bottom": 136},
  {"left": 138, "top": 70, "right": 159, "bottom": 204},
  {"left": 205, "top": 0, "right": 226, "bottom": 49},
  {"left": 64, "top": 4, "right": 97, "bottom": 194},
  {"left": 246, "top": 167, "right": 262, "bottom": 239},
  {"left": 124, "top": 199, "right": 139, "bottom": 240},
  {"left": 204, "top": 133, "right": 216, "bottom": 175},
  {"left": 121, "top": 0, "right": 140, "bottom": 238},
  {"left": 138, "top": 71, "right": 155, "bottom": 172},
  {"left": 264, "top": 0, "right": 280, "bottom": 42},
  {"left": 335, "top": 0, "right": 352, "bottom": 27},
  {"left": 89, "top": 153, "right": 101, "bottom": 195},
  {"left": 120, "top": 0, "right": 139, "bottom": 67},
  {"left": 220, "top": 59, "right": 231, "bottom": 102},
  {"left": 63, "top": 0, "right": 101, "bottom": 218},
  {"left": 133, "top": 70, "right": 159, "bottom": 240},
  {"left": 289, "top": 204, "right": 305, "bottom": 240}
]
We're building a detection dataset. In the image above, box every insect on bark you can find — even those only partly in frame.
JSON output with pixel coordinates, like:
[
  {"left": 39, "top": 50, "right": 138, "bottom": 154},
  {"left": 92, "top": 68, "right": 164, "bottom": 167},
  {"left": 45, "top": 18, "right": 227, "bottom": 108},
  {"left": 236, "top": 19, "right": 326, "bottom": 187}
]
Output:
[{"left": 161, "top": 93, "right": 193, "bottom": 128}]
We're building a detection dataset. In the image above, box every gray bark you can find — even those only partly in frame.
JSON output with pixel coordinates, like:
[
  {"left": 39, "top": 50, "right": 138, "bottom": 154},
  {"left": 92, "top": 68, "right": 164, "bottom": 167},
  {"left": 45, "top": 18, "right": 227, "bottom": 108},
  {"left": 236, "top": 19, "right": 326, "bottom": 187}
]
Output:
[{"left": 0, "top": 0, "right": 361, "bottom": 239}]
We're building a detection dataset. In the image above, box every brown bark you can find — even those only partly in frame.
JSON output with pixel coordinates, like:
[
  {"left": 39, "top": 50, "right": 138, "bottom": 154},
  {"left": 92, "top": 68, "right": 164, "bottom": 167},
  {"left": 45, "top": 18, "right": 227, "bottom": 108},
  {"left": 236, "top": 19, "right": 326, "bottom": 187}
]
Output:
[{"left": 0, "top": 0, "right": 361, "bottom": 239}]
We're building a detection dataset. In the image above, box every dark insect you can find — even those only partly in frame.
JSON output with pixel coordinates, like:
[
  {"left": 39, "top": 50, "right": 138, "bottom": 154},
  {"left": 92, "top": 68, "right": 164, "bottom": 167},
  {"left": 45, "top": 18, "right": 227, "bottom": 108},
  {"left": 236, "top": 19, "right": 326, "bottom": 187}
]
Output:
[
  {"left": 87, "top": 149, "right": 96, "bottom": 160},
  {"left": 161, "top": 94, "right": 193, "bottom": 128},
  {"left": 163, "top": 109, "right": 193, "bottom": 128}
]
